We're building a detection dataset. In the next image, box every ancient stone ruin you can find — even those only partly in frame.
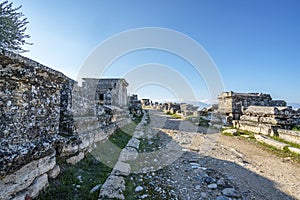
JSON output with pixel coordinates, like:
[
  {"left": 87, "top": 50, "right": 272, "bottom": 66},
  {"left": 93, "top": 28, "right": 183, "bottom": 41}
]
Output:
[
  {"left": 218, "top": 91, "right": 300, "bottom": 144},
  {"left": 218, "top": 91, "right": 286, "bottom": 124},
  {"left": 128, "top": 94, "right": 142, "bottom": 116},
  {"left": 0, "top": 50, "right": 131, "bottom": 199}
]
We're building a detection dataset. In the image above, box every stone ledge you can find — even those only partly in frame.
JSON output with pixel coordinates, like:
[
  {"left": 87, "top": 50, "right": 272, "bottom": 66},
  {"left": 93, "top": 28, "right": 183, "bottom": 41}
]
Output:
[
  {"left": 254, "top": 135, "right": 289, "bottom": 150},
  {"left": 278, "top": 129, "right": 300, "bottom": 145},
  {"left": 288, "top": 147, "right": 300, "bottom": 155},
  {"left": 66, "top": 152, "right": 85, "bottom": 164},
  {"left": 0, "top": 154, "right": 55, "bottom": 200}
]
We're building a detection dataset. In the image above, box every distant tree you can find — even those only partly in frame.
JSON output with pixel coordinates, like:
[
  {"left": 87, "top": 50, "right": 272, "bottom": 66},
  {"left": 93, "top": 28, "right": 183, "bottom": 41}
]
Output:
[{"left": 0, "top": 1, "right": 31, "bottom": 52}]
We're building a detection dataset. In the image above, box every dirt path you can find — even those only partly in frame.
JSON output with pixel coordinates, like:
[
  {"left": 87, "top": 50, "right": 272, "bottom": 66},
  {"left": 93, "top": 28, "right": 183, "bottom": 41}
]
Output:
[
  {"left": 127, "top": 109, "right": 300, "bottom": 200},
  {"left": 209, "top": 134, "right": 300, "bottom": 199}
]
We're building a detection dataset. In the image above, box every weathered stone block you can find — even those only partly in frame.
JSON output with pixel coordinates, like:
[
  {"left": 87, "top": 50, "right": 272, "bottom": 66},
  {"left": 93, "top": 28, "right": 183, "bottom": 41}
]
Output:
[
  {"left": 48, "top": 165, "right": 60, "bottom": 179},
  {"left": 278, "top": 129, "right": 300, "bottom": 145},
  {"left": 254, "top": 135, "right": 289, "bottom": 150},
  {"left": 0, "top": 154, "right": 55, "bottom": 200},
  {"left": 119, "top": 147, "right": 138, "bottom": 162},
  {"left": 79, "top": 132, "right": 95, "bottom": 151},
  {"left": 12, "top": 174, "right": 49, "bottom": 200},
  {"left": 111, "top": 161, "right": 131, "bottom": 176},
  {"left": 99, "top": 175, "right": 125, "bottom": 200},
  {"left": 126, "top": 137, "right": 140, "bottom": 149},
  {"left": 223, "top": 129, "right": 238, "bottom": 136},
  {"left": 66, "top": 152, "right": 84, "bottom": 164},
  {"left": 288, "top": 146, "right": 300, "bottom": 154},
  {"left": 60, "top": 143, "right": 79, "bottom": 157}
]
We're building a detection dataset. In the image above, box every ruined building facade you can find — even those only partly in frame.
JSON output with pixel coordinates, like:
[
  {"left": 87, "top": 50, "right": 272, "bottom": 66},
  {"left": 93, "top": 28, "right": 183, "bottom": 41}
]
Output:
[
  {"left": 218, "top": 91, "right": 286, "bottom": 122},
  {"left": 218, "top": 91, "right": 300, "bottom": 139},
  {"left": 0, "top": 50, "right": 130, "bottom": 199}
]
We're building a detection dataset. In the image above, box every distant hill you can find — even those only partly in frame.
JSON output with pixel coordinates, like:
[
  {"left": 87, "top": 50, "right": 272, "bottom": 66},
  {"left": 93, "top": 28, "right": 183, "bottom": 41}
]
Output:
[{"left": 288, "top": 102, "right": 300, "bottom": 109}]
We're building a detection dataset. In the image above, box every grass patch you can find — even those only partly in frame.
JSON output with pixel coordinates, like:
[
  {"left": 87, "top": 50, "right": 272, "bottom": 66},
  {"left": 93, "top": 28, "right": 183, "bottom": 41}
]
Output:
[
  {"left": 37, "top": 153, "right": 112, "bottom": 200},
  {"left": 38, "top": 115, "right": 143, "bottom": 200},
  {"left": 292, "top": 126, "right": 300, "bottom": 132},
  {"left": 109, "top": 115, "right": 143, "bottom": 149},
  {"left": 109, "top": 128, "right": 133, "bottom": 149},
  {"left": 221, "top": 131, "right": 235, "bottom": 137},
  {"left": 198, "top": 117, "right": 209, "bottom": 127},
  {"left": 166, "top": 111, "right": 181, "bottom": 119},
  {"left": 234, "top": 130, "right": 300, "bottom": 162},
  {"left": 254, "top": 140, "right": 300, "bottom": 162},
  {"left": 171, "top": 114, "right": 181, "bottom": 119},
  {"left": 270, "top": 136, "right": 300, "bottom": 149},
  {"left": 138, "top": 136, "right": 163, "bottom": 153}
]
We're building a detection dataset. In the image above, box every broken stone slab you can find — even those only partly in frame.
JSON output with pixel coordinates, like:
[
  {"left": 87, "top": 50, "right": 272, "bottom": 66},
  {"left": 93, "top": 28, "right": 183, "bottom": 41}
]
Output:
[
  {"left": 111, "top": 161, "right": 131, "bottom": 176},
  {"left": 240, "top": 115, "right": 259, "bottom": 122},
  {"left": 222, "top": 129, "right": 238, "bottom": 136},
  {"left": 118, "top": 147, "right": 138, "bottom": 162},
  {"left": 79, "top": 132, "right": 95, "bottom": 151},
  {"left": 244, "top": 106, "right": 293, "bottom": 118},
  {"left": 133, "top": 131, "right": 144, "bottom": 138},
  {"left": 60, "top": 143, "right": 79, "bottom": 157},
  {"left": 94, "top": 129, "right": 110, "bottom": 143},
  {"left": 288, "top": 147, "right": 300, "bottom": 155},
  {"left": 90, "top": 184, "right": 101, "bottom": 194},
  {"left": 66, "top": 152, "right": 84, "bottom": 164},
  {"left": 254, "top": 135, "right": 289, "bottom": 150},
  {"left": 126, "top": 137, "right": 140, "bottom": 149},
  {"left": 278, "top": 129, "right": 300, "bottom": 145},
  {"left": 0, "top": 154, "right": 55, "bottom": 200},
  {"left": 99, "top": 175, "right": 125, "bottom": 200},
  {"left": 222, "top": 188, "right": 241, "bottom": 198},
  {"left": 234, "top": 120, "right": 279, "bottom": 136},
  {"left": 48, "top": 165, "right": 60, "bottom": 179},
  {"left": 12, "top": 174, "right": 49, "bottom": 200}
]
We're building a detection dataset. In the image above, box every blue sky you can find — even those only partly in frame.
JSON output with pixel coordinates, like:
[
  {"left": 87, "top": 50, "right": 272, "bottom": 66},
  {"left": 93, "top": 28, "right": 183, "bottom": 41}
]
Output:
[{"left": 11, "top": 0, "right": 300, "bottom": 104}]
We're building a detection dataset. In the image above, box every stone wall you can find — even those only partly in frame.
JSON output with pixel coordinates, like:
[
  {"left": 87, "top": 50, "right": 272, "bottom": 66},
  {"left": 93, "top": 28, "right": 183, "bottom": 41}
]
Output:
[
  {"left": 233, "top": 106, "right": 300, "bottom": 136},
  {"left": 0, "top": 50, "right": 130, "bottom": 199},
  {"left": 278, "top": 129, "right": 300, "bottom": 145},
  {"left": 218, "top": 91, "right": 286, "bottom": 122}
]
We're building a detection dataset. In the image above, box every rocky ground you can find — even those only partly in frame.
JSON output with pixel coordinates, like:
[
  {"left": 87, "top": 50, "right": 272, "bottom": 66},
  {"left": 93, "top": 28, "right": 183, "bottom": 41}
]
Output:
[{"left": 120, "top": 109, "right": 300, "bottom": 200}]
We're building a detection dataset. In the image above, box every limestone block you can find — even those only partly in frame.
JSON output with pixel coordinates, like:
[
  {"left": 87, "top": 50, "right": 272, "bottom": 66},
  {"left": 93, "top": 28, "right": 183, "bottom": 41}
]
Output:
[
  {"left": 254, "top": 135, "right": 289, "bottom": 150},
  {"left": 79, "top": 132, "right": 95, "bottom": 150},
  {"left": 223, "top": 129, "right": 238, "bottom": 136},
  {"left": 66, "top": 152, "right": 84, "bottom": 164},
  {"left": 278, "top": 129, "right": 300, "bottom": 145},
  {"left": 60, "top": 143, "right": 79, "bottom": 157},
  {"left": 288, "top": 147, "right": 300, "bottom": 154},
  {"left": 0, "top": 154, "right": 55, "bottom": 200},
  {"left": 126, "top": 138, "right": 140, "bottom": 149},
  {"left": 235, "top": 120, "right": 279, "bottom": 136},
  {"left": 99, "top": 175, "right": 125, "bottom": 200},
  {"left": 118, "top": 147, "right": 138, "bottom": 162},
  {"left": 12, "top": 174, "right": 49, "bottom": 200},
  {"left": 48, "top": 165, "right": 60, "bottom": 179},
  {"left": 240, "top": 115, "right": 259, "bottom": 122},
  {"left": 111, "top": 161, "right": 131, "bottom": 176}
]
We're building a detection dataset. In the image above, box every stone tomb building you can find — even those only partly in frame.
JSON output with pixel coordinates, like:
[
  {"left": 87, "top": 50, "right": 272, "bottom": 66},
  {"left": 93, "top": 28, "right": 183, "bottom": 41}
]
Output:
[
  {"left": 218, "top": 91, "right": 286, "bottom": 123},
  {"left": 234, "top": 106, "right": 300, "bottom": 136},
  {"left": 0, "top": 50, "right": 131, "bottom": 200},
  {"left": 82, "top": 78, "right": 129, "bottom": 126},
  {"left": 218, "top": 91, "right": 300, "bottom": 137}
]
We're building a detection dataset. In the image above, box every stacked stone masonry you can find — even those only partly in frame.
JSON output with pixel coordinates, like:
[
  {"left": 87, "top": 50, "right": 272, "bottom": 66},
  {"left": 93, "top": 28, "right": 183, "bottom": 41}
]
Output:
[
  {"left": 218, "top": 91, "right": 300, "bottom": 143},
  {"left": 218, "top": 91, "right": 287, "bottom": 122},
  {"left": 0, "top": 50, "right": 130, "bottom": 199}
]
